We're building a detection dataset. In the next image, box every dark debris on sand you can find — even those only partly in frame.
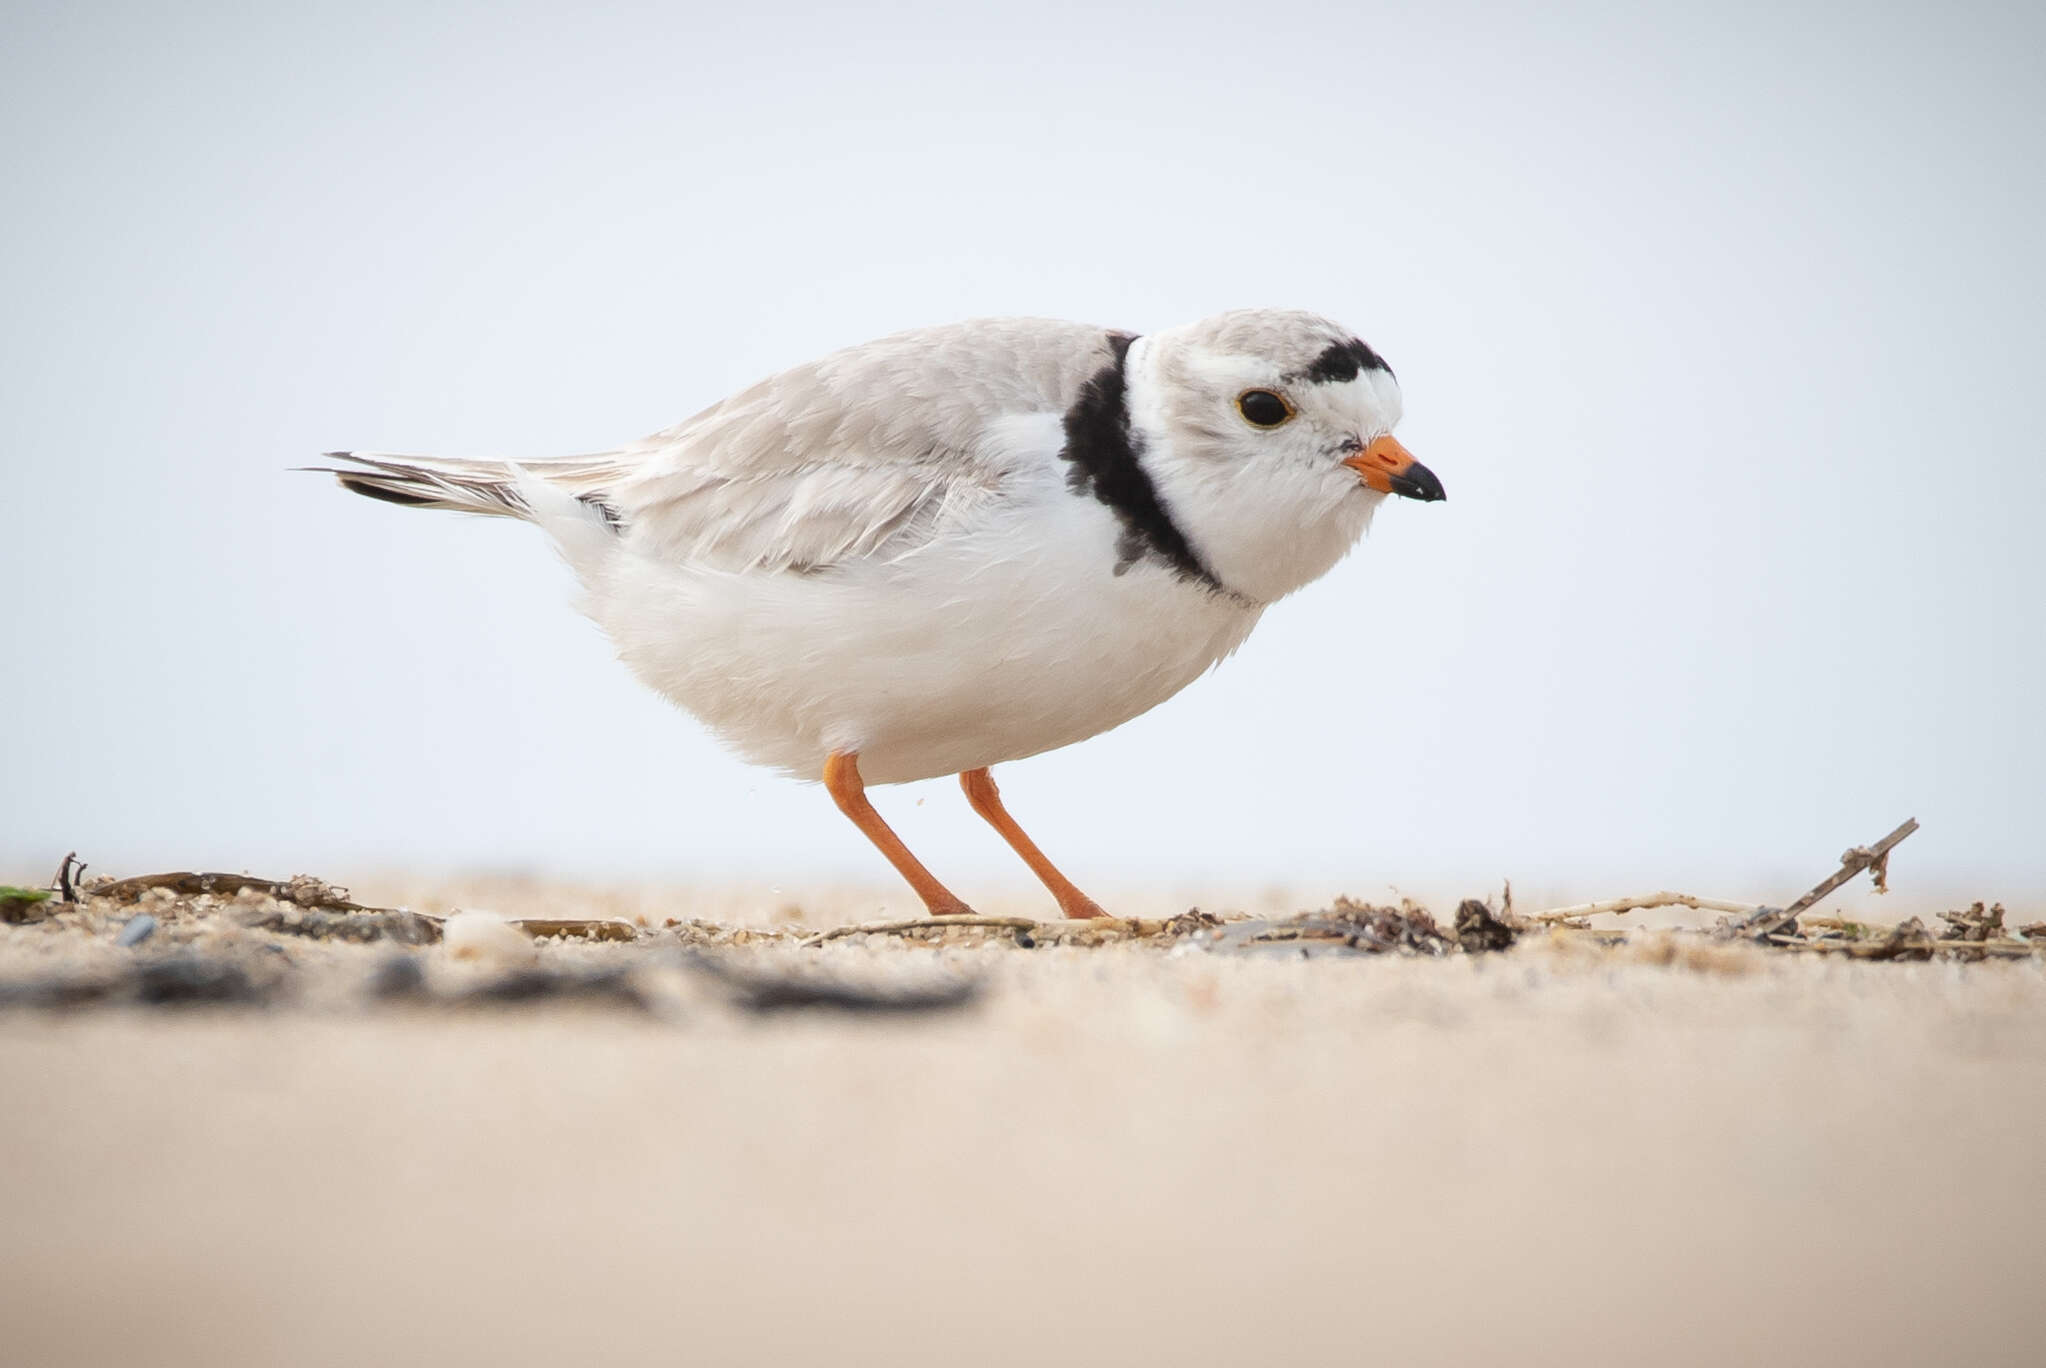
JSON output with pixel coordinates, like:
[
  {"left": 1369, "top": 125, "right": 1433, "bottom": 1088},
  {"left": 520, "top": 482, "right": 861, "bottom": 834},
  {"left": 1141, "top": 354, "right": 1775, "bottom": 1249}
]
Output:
[
  {"left": 686, "top": 952, "right": 984, "bottom": 1015},
  {"left": 0, "top": 954, "right": 280, "bottom": 1010},
  {"left": 1453, "top": 899, "right": 1520, "bottom": 952},
  {"left": 1205, "top": 898, "right": 1459, "bottom": 959}
]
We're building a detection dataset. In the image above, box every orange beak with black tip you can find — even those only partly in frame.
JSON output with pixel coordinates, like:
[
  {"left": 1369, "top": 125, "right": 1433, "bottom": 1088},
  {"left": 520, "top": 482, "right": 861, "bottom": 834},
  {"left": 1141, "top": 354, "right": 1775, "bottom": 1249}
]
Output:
[{"left": 1343, "top": 435, "right": 1445, "bottom": 502}]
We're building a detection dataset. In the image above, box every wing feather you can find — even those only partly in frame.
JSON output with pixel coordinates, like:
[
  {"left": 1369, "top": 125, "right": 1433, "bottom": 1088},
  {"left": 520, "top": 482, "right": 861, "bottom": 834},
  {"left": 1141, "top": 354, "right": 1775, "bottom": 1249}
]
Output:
[
  {"left": 586, "top": 318, "right": 1117, "bottom": 572},
  {"left": 324, "top": 319, "right": 1123, "bottom": 574}
]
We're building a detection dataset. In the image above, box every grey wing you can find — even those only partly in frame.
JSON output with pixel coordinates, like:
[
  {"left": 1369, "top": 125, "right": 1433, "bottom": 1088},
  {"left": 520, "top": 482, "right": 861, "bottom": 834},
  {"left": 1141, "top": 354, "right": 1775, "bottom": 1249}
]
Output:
[{"left": 577, "top": 318, "right": 1119, "bottom": 572}]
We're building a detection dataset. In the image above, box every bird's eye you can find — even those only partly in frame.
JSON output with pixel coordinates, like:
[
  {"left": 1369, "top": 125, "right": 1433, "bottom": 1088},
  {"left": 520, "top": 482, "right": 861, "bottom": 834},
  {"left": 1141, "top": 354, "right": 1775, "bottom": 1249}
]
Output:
[{"left": 1236, "top": 389, "right": 1294, "bottom": 428}]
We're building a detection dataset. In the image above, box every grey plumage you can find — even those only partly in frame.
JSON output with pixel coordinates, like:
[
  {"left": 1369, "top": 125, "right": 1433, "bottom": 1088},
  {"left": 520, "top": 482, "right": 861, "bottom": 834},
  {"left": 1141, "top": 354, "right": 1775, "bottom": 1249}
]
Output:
[{"left": 319, "top": 318, "right": 1126, "bottom": 573}]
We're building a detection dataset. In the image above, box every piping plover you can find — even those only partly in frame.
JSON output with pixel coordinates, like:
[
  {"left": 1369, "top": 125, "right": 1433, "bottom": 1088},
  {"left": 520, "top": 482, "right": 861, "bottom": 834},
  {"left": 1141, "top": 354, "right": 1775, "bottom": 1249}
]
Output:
[{"left": 320, "top": 310, "right": 1444, "bottom": 918}]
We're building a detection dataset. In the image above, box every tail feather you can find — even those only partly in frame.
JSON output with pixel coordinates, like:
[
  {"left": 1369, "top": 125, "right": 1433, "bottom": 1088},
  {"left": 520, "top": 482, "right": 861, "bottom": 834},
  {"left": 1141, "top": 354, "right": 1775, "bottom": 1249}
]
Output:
[
  {"left": 311, "top": 452, "right": 534, "bottom": 519},
  {"left": 311, "top": 451, "right": 624, "bottom": 578},
  {"left": 336, "top": 476, "right": 441, "bottom": 508}
]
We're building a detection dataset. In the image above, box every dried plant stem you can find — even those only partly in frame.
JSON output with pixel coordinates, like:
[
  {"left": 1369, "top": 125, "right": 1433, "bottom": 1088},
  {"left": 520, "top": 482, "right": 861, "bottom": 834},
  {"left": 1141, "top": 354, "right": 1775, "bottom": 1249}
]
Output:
[
  {"left": 1747, "top": 817, "right": 1920, "bottom": 936},
  {"left": 1528, "top": 892, "right": 1759, "bottom": 924},
  {"left": 802, "top": 914, "right": 1041, "bottom": 948},
  {"left": 1785, "top": 817, "right": 1919, "bottom": 915},
  {"left": 53, "top": 853, "right": 84, "bottom": 904}
]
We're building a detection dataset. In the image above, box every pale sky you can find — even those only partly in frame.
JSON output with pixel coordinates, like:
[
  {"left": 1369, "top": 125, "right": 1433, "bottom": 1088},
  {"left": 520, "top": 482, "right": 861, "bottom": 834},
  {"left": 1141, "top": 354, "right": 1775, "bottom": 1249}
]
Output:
[{"left": 3, "top": 1, "right": 2040, "bottom": 902}]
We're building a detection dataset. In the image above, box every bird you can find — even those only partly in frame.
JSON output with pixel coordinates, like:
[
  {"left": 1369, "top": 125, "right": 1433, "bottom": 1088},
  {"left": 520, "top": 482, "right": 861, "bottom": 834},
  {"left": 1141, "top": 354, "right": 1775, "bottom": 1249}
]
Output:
[{"left": 317, "top": 309, "right": 1443, "bottom": 919}]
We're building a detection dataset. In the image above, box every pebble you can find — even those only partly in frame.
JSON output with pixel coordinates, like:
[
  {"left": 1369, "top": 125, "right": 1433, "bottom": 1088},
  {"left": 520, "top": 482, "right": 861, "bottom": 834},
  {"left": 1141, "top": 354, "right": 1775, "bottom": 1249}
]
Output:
[
  {"left": 115, "top": 914, "right": 158, "bottom": 948},
  {"left": 441, "top": 910, "right": 538, "bottom": 967}
]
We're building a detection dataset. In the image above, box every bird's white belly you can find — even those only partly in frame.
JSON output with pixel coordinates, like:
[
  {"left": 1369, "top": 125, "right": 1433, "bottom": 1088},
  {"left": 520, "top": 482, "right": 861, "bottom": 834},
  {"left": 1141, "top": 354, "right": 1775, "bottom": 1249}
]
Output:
[{"left": 589, "top": 494, "right": 1263, "bottom": 784}]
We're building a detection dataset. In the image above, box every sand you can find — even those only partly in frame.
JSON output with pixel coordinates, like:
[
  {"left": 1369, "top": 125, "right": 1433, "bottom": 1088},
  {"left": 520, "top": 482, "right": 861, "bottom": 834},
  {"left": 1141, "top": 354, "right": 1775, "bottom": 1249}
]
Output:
[{"left": 2, "top": 877, "right": 2042, "bottom": 1366}]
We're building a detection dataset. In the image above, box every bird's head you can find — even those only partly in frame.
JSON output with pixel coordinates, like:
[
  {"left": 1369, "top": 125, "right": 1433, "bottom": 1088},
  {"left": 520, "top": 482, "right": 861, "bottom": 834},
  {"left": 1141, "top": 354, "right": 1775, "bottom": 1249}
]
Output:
[{"left": 1127, "top": 308, "right": 1443, "bottom": 603}]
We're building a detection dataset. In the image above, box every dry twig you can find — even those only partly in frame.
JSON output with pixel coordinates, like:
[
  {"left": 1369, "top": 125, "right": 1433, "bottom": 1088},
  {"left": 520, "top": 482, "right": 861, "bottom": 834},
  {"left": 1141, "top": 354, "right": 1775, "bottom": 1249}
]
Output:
[
  {"left": 1527, "top": 891, "right": 1759, "bottom": 924},
  {"left": 52, "top": 853, "right": 84, "bottom": 904},
  {"left": 800, "top": 914, "right": 1040, "bottom": 948},
  {"left": 1745, "top": 818, "right": 1920, "bottom": 937},
  {"left": 799, "top": 912, "right": 1213, "bottom": 948}
]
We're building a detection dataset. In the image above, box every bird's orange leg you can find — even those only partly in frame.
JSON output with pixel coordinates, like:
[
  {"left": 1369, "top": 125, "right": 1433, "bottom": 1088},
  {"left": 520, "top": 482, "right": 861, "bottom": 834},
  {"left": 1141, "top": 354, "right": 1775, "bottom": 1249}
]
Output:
[
  {"left": 824, "top": 751, "right": 974, "bottom": 917},
  {"left": 959, "top": 767, "right": 1109, "bottom": 920}
]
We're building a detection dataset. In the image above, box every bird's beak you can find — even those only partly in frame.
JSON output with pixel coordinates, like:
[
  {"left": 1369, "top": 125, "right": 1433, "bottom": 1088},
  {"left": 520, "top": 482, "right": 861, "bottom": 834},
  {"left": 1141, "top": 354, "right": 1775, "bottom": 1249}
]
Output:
[{"left": 1343, "top": 435, "right": 1445, "bottom": 502}]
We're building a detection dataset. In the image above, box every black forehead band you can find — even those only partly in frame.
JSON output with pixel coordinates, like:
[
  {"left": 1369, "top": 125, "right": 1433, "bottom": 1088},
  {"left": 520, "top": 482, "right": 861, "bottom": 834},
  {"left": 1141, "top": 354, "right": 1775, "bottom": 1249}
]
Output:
[{"left": 1296, "top": 338, "right": 1394, "bottom": 385}]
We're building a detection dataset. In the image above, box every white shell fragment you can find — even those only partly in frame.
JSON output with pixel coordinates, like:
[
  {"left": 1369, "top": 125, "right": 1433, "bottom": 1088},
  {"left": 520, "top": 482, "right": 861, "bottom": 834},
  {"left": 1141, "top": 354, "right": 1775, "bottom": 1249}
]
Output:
[{"left": 440, "top": 910, "right": 537, "bottom": 968}]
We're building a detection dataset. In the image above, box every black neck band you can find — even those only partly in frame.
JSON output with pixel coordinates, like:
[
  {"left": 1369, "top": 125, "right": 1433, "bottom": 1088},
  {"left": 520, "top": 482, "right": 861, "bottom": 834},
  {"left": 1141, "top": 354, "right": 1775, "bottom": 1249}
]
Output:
[{"left": 1058, "top": 333, "right": 1235, "bottom": 599}]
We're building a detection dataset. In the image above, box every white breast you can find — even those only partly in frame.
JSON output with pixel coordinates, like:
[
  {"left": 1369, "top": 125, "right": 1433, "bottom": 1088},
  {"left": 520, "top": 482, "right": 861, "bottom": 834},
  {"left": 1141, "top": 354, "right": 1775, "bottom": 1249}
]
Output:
[{"left": 582, "top": 457, "right": 1264, "bottom": 784}]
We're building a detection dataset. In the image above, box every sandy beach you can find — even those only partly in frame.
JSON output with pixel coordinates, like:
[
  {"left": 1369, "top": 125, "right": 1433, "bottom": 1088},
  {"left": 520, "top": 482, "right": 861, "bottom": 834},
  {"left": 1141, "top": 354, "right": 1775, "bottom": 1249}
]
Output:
[{"left": 2, "top": 876, "right": 2042, "bottom": 1367}]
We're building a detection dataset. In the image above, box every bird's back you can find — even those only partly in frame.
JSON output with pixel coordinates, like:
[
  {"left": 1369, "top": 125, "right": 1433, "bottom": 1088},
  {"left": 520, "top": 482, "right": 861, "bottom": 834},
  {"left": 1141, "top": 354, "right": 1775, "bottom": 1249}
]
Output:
[{"left": 323, "top": 317, "right": 1129, "bottom": 578}]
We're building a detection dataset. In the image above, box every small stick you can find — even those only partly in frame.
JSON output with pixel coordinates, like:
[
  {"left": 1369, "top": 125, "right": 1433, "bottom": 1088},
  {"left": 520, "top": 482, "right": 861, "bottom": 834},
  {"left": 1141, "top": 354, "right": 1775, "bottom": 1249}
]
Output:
[
  {"left": 1747, "top": 818, "right": 1920, "bottom": 937},
  {"left": 53, "top": 852, "right": 84, "bottom": 904},
  {"left": 802, "top": 914, "right": 1041, "bottom": 948},
  {"left": 1783, "top": 817, "right": 1919, "bottom": 914},
  {"left": 1527, "top": 891, "right": 1759, "bottom": 924}
]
